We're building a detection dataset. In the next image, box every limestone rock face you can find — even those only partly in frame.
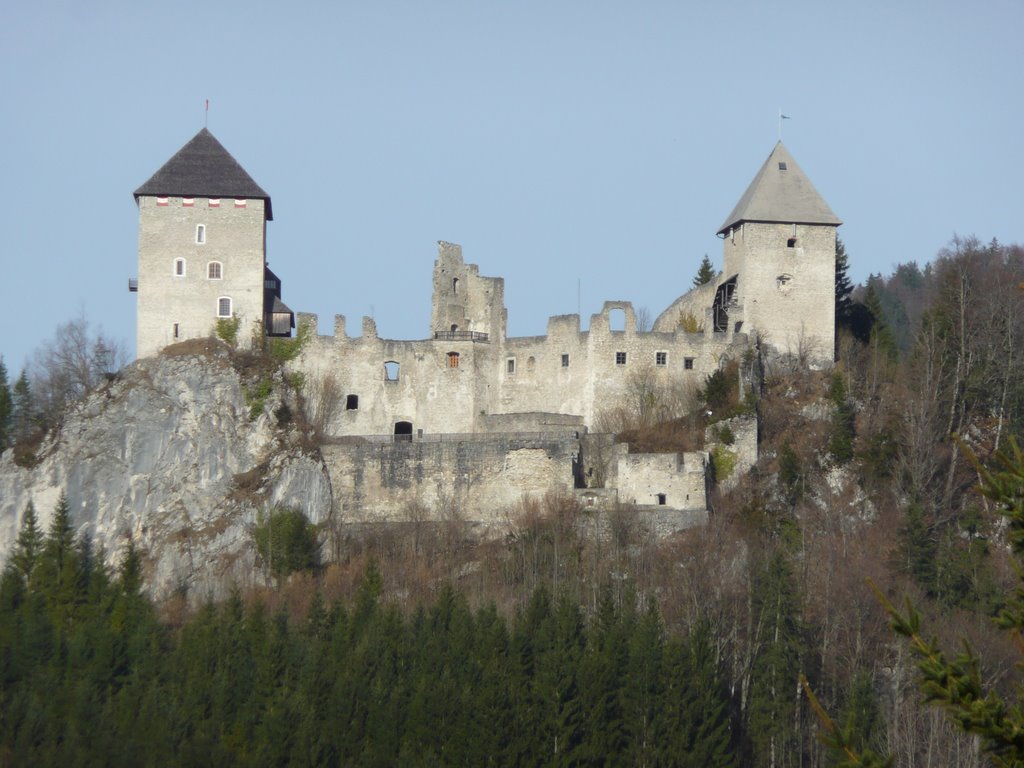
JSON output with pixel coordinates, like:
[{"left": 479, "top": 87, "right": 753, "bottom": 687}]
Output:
[{"left": 0, "top": 349, "right": 332, "bottom": 599}]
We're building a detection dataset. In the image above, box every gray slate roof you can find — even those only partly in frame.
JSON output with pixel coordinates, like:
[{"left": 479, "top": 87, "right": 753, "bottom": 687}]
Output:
[
  {"left": 134, "top": 128, "right": 273, "bottom": 220},
  {"left": 717, "top": 142, "right": 840, "bottom": 235}
]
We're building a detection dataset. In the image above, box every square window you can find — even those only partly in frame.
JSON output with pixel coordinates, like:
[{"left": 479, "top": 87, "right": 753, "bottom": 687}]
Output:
[
  {"left": 561, "top": 354, "right": 569, "bottom": 367},
  {"left": 615, "top": 352, "right": 626, "bottom": 366},
  {"left": 656, "top": 351, "right": 667, "bottom": 366},
  {"left": 507, "top": 358, "right": 516, "bottom": 374},
  {"left": 684, "top": 357, "right": 694, "bottom": 370},
  {"left": 208, "top": 262, "right": 222, "bottom": 280}
]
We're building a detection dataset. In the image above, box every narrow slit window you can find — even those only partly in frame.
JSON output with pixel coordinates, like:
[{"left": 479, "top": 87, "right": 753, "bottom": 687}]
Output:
[
  {"left": 507, "top": 358, "right": 516, "bottom": 374},
  {"left": 196, "top": 224, "right": 206, "bottom": 244},
  {"left": 174, "top": 258, "right": 186, "bottom": 277},
  {"left": 561, "top": 353, "right": 569, "bottom": 367},
  {"left": 173, "top": 322, "right": 179, "bottom": 339}
]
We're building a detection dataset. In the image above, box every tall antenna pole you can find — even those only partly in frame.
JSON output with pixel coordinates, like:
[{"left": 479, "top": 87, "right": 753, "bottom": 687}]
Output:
[{"left": 205, "top": 99, "right": 209, "bottom": 128}]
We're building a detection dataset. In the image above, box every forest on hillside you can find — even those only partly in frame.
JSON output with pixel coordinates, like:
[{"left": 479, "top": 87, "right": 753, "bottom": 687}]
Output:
[{"left": 3, "top": 236, "right": 1024, "bottom": 766}]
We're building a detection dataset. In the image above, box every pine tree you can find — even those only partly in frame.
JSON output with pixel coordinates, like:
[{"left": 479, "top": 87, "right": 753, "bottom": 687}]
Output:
[
  {"left": 835, "top": 238, "right": 855, "bottom": 327},
  {"left": 693, "top": 254, "right": 716, "bottom": 287},
  {"left": 828, "top": 372, "right": 856, "bottom": 464},
  {"left": 746, "top": 551, "right": 806, "bottom": 767},
  {"left": 9, "top": 501, "right": 44, "bottom": 589},
  {"left": 0, "top": 357, "right": 12, "bottom": 451},
  {"left": 864, "top": 282, "right": 898, "bottom": 362},
  {"left": 11, "top": 369, "right": 34, "bottom": 443}
]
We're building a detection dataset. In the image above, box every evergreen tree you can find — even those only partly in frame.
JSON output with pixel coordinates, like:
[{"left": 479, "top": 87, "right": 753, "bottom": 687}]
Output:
[
  {"left": 835, "top": 238, "right": 855, "bottom": 327},
  {"left": 778, "top": 439, "right": 804, "bottom": 504},
  {"left": 11, "top": 370, "right": 34, "bottom": 443},
  {"left": 0, "top": 357, "right": 12, "bottom": 451},
  {"left": 746, "top": 551, "right": 806, "bottom": 767},
  {"left": 655, "top": 621, "right": 737, "bottom": 767},
  {"left": 8, "top": 501, "right": 44, "bottom": 589},
  {"left": 694, "top": 254, "right": 717, "bottom": 287},
  {"left": 864, "top": 282, "right": 898, "bottom": 362},
  {"left": 828, "top": 372, "right": 856, "bottom": 464}
]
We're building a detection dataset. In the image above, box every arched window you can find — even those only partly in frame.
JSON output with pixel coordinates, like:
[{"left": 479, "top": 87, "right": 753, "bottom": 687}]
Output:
[
  {"left": 384, "top": 361, "right": 400, "bottom": 381},
  {"left": 447, "top": 352, "right": 460, "bottom": 368},
  {"left": 196, "top": 224, "right": 206, "bottom": 244},
  {"left": 174, "top": 258, "right": 186, "bottom": 277},
  {"left": 452, "top": 277, "right": 459, "bottom": 295},
  {"left": 217, "top": 297, "right": 232, "bottom": 318},
  {"left": 608, "top": 307, "right": 626, "bottom": 331},
  {"left": 208, "top": 261, "right": 222, "bottom": 280}
]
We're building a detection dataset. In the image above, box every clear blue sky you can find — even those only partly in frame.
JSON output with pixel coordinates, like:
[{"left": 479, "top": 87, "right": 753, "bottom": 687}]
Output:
[{"left": 2, "top": 1, "right": 1021, "bottom": 376}]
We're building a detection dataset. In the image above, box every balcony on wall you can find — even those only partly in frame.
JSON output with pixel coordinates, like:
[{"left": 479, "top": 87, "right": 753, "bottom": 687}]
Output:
[{"left": 433, "top": 330, "right": 489, "bottom": 342}]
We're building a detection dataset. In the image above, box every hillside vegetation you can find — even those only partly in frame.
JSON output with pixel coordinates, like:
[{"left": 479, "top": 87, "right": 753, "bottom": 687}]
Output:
[{"left": 2, "top": 236, "right": 1024, "bottom": 765}]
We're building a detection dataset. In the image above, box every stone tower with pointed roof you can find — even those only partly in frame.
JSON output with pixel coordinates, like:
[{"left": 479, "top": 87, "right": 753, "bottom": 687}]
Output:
[
  {"left": 133, "top": 128, "right": 292, "bottom": 358},
  {"left": 715, "top": 142, "right": 841, "bottom": 364}
]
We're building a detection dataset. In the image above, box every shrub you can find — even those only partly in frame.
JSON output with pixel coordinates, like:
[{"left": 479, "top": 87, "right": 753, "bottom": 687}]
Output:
[{"left": 252, "top": 507, "right": 318, "bottom": 582}]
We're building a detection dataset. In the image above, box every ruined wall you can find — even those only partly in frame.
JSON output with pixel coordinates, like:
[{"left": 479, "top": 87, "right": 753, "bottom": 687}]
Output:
[
  {"left": 321, "top": 435, "right": 577, "bottom": 525},
  {"left": 137, "top": 196, "right": 266, "bottom": 358},
  {"left": 614, "top": 451, "right": 709, "bottom": 511},
  {"left": 430, "top": 241, "right": 507, "bottom": 341}
]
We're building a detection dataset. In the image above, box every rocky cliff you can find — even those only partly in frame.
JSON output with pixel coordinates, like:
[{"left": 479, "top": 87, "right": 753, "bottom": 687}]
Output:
[{"left": 0, "top": 342, "right": 332, "bottom": 599}]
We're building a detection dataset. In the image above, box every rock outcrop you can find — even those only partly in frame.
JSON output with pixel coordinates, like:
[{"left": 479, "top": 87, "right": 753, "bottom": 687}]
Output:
[{"left": 0, "top": 343, "right": 332, "bottom": 599}]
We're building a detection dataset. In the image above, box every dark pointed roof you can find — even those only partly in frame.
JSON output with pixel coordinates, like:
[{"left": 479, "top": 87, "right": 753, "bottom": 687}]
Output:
[
  {"left": 134, "top": 128, "right": 272, "bottom": 220},
  {"left": 717, "top": 142, "right": 839, "bottom": 235}
]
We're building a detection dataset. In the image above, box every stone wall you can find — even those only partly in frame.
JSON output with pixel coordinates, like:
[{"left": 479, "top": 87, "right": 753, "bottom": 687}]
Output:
[
  {"left": 321, "top": 435, "right": 578, "bottom": 525},
  {"left": 722, "top": 221, "right": 835, "bottom": 364},
  {"left": 614, "top": 451, "right": 709, "bottom": 512},
  {"left": 137, "top": 196, "right": 267, "bottom": 358}
]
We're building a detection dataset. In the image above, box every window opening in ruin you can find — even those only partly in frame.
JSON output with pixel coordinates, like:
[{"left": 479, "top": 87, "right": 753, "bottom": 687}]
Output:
[
  {"left": 394, "top": 421, "right": 413, "bottom": 442},
  {"left": 452, "top": 277, "right": 459, "bottom": 295},
  {"left": 734, "top": 321, "right": 743, "bottom": 333},
  {"left": 712, "top": 276, "right": 737, "bottom": 332},
  {"left": 615, "top": 351, "right": 627, "bottom": 366},
  {"left": 196, "top": 224, "right": 206, "bottom": 244},
  {"left": 384, "top": 361, "right": 400, "bottom": 381},
  {"left": 778, "top": 161, "right": 787, "bottom": 171},
  {"left": 208, "top": 261, "right": 222, "bottom": 280},
  {"left": 174, "top": 258, "right": 186, "bottom": 277},
  {"left": 684, "top": 357, "right": 694, "bottom": 370},
  {"left": 173, "top": 323, "right": 179, "bottom": 339},
  {"left": 217, "top": 297, "right": 232, "bottom": 317},
  {"left": 656, "top": 351, "right": 667, "bottom": 366},
  {"left": 609, "top": 307, "right": 626, "bottom": 332},
  {"left": 507, "top": 358, "right": 516, "bottom": 374},
  {"left": 527, "top": 356, "right": 535, "bottom": 372},
  {"left": 346, "top": 394, "right": 359, "bottom": 410},
  {"left": 657, "top": 493, "right": 667, "bottom": 505},
  {"left": 451, "top": 324, "right": 458, "bottom": 332},
  {"left": 787, "top": 237, "right": 797, "bottom": 248},
  {"left": 447, "top": 352, "right": 460, "bottom": 368},
  {"left": 561, "top": 354, "right": 569, "bottom": 367}
]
